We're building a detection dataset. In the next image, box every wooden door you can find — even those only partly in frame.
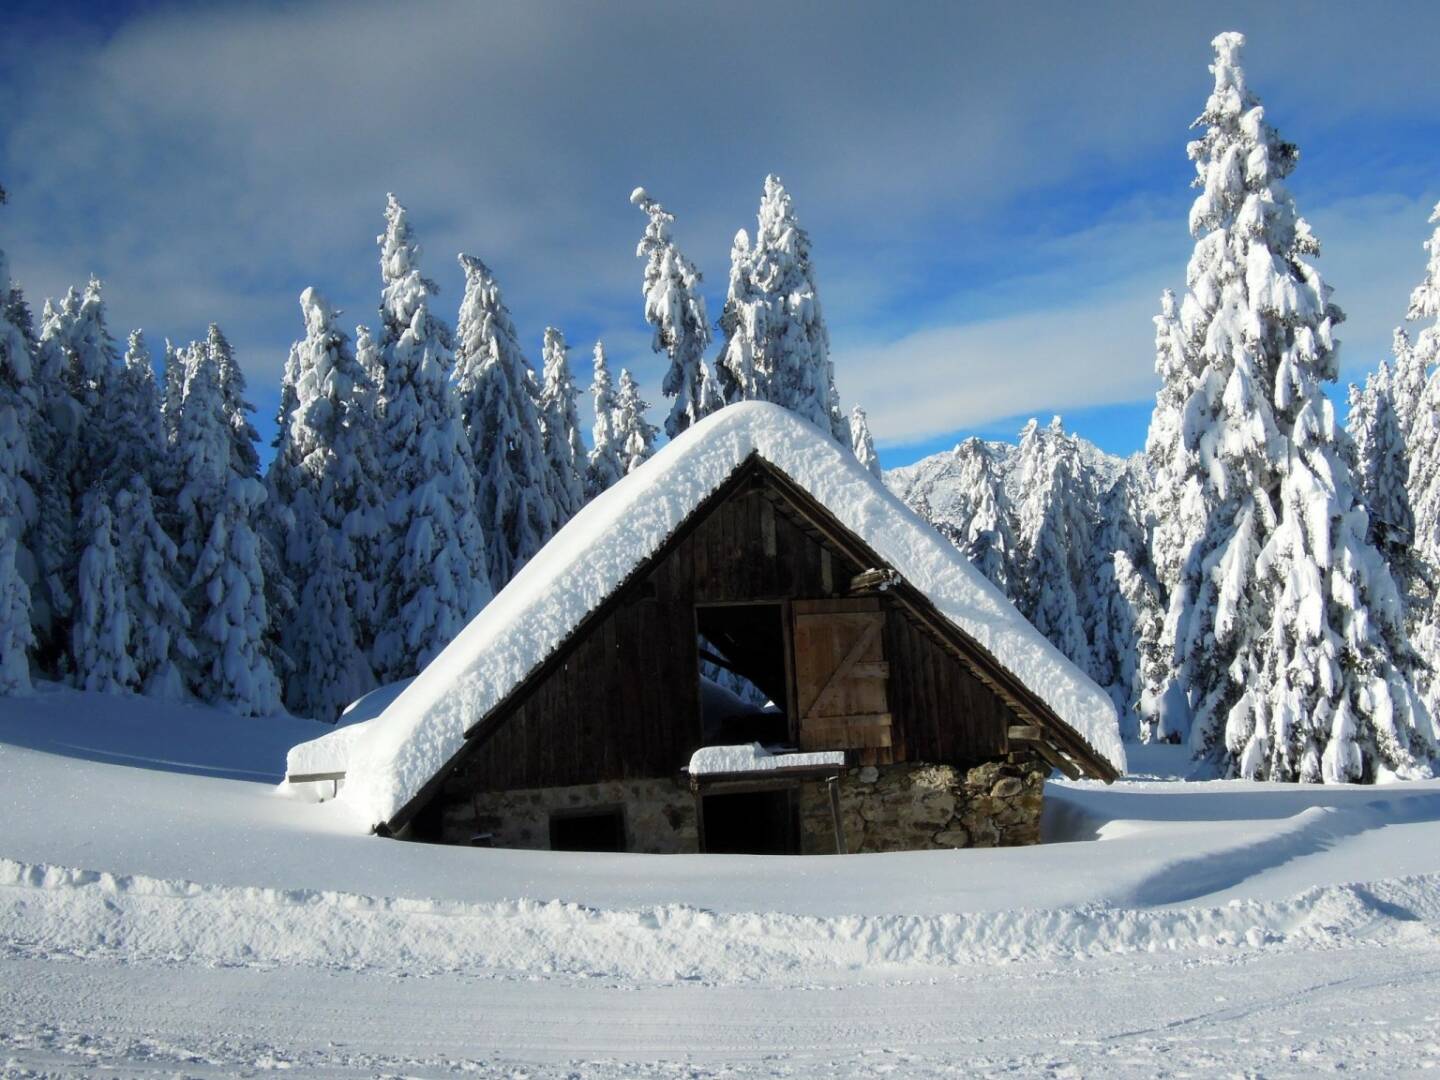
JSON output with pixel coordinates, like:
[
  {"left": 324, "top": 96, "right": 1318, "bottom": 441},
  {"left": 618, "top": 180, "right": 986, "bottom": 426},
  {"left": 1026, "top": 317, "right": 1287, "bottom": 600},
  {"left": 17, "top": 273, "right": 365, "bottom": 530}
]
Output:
[{"left": 791, "top": 598, "right": 894, "bottom": 765}]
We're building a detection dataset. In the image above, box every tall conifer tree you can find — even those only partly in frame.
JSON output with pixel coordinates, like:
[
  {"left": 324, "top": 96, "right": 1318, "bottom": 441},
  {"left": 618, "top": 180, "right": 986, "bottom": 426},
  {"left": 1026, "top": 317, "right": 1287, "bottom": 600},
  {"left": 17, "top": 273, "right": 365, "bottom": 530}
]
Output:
[
  {"left": 370, "top": 197, "right": 489, "bottom": 680},
  {"left": 454, "top": 253, "right": 549, "bottom": 592},
  {"left": 1143, "top": 33, "right": 1432, "bottom": 780},
  {"left": 631, "top": 187, "right": 721, "bottom": 437}
]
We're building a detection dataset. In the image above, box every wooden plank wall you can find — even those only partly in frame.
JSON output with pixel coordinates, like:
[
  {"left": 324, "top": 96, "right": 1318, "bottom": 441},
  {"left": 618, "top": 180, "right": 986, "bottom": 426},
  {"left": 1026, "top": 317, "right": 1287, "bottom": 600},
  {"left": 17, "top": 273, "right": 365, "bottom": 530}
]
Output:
[
  {"left": 439, "top": 478, "right": 1012, "bottom": 800},
  {"left": 884, "top": 609, "right": 1008, "bottom": 764}
]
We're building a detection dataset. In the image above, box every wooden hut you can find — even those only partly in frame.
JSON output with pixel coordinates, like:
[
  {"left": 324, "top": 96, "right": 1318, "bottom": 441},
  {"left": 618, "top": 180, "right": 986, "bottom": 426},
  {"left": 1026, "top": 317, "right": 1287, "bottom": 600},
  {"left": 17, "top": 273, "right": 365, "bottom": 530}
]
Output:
[{"left": 287, "top": 404, "right": 1123, "bottom": 854}]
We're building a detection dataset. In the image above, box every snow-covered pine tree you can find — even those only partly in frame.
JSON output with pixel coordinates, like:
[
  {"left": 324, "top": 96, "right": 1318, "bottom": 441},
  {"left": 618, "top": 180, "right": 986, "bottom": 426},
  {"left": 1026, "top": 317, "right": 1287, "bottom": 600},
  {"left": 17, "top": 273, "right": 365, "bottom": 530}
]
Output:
[
  {"left": 206, "top": 324, "right": 261, "bottom": 480},
  {"left": 537, "top": 327, "right": 585, "bottom": 529},
  {"left": 267, "top": 287, "right": 382, "bottom": 718},
  {"left": 288, "top": 532, "right": 367, "bottom": 722},
  {"left": 161, "top": 340, "right": 185, "bottom": 450},
  {"left": 1012, "top": 417, "right": 1099, "bottom": 680},
  {"left": 895, "top": 437, "right": 1018, "bottom": 595},
  {"left": 175, "top": 337, "right": 281, "bottom": 715},
  {"left": 586, "top": 341, "right": 624, "bottom": 498},
  {"left": 113, "top": 478, "right": 193, "bottom": 698},
  {"left": 63, "top": 279, "right": 121, "bottom": 489},
  {"left": 0, "top": 200, "right": 35, "bottom": 692},
  {"left": 109, "top": 331, "right": 169, "bottom": 491},
  {"left": 850, "top": 405, "right": 882, "bottom": 479},
  {"left": 1090, "top": 465, "right": 1161, "bottom": 739},
  {"left": 70, "top": 488, "right": 138, "bottom": 693},
  {"left": 716, "top": 175, "right": 849, "bottom": 444},
  {"left": 630, "top": 187, "right": 722, "bottom": 437},
  {"left": 369, "top": 197, "right": 490, "bottom": 681},
  {"left": 1112, "top": 547, "right": 1164, "bottom": 741},
  {"left": 28, "top": 294, "right": 85, "bottom": 671},
  {"left": 613, "top": 368, "right": 658, "bottom": 475},
  {"left": 1147, "top": 32, "right": 1433, "bottom": 780},
  {"left": 1347, "top": 357, "right": 1414, "bottom": 564},
  {"left": 206, "top": 324, "right": 294, "bottom": 691},
  {"left": 454, "top": 252, "right": 550, "bottom": 592},
  {"left": 1402, "top": 203, "right": 1440, "bottom": 720},
  {"left": 30, "top": 280, "right": 123, "bottom": 679},
  {"left": 104, "top": 330, "right": 193, "bottom": 698}
]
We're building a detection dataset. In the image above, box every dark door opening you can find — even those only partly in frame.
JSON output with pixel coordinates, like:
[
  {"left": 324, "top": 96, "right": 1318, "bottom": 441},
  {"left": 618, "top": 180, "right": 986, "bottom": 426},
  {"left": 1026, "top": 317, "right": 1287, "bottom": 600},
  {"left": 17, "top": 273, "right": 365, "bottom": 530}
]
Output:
[
  {"left": 695, "top": 603, "right": 790, "bottom": 745},
  {"left": 701, "top": 789, "right": 796, "bottom": 854},
  {"left": 549, "top": 807, "right": 626, "bottom": 852}
]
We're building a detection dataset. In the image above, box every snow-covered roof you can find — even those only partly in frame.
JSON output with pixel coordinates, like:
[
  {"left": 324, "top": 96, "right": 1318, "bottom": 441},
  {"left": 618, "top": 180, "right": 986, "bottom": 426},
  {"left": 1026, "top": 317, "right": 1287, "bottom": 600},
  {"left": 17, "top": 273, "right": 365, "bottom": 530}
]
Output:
[{"left": 288, "top": 403, "right": 1125, "bottom": 830}]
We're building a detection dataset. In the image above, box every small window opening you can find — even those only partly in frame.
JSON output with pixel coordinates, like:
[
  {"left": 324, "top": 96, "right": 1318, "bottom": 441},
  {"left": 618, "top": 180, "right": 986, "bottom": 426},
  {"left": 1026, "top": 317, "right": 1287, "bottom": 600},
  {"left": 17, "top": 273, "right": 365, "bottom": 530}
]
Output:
[
  {"left": 695, "top": 604, "right": 789, "bottom": 745},
  {"left": 549, "top": 806, "right": 626, "bottom": 852}
]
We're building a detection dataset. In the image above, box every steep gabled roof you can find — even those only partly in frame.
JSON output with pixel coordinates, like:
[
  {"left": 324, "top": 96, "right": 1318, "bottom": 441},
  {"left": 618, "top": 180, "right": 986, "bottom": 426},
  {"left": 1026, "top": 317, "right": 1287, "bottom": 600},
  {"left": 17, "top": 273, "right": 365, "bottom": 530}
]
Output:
[{"left": 289, "top": 403, "right": 1125, "bottom": 831}]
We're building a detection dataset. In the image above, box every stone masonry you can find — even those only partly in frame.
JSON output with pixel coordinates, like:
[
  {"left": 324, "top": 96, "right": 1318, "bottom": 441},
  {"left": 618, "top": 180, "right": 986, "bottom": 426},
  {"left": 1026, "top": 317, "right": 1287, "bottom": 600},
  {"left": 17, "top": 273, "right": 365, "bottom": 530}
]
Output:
[
  {"left": 798, "top": 756, "right": 1048, "bottom": 854},
  {"left": 432, "top": 777, "right": 698, "bottom": 852}
]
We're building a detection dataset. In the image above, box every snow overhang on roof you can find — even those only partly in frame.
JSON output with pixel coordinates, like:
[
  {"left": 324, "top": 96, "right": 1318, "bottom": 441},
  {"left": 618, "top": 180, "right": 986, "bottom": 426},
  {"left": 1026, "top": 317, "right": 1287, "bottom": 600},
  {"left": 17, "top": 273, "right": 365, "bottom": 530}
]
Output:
[{"left": 287, "top": 402, "right": 1126, "bottom": 831}]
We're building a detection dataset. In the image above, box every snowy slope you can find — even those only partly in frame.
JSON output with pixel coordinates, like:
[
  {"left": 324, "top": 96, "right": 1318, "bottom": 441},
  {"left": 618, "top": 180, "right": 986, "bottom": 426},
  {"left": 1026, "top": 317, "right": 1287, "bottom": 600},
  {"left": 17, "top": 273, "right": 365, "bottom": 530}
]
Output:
[
  {"left": 5, "top": 690, "right": 1440, "bottom": 1075},
  {"left": 297, "top": 403, "right": 1124, "bottom": 831}
]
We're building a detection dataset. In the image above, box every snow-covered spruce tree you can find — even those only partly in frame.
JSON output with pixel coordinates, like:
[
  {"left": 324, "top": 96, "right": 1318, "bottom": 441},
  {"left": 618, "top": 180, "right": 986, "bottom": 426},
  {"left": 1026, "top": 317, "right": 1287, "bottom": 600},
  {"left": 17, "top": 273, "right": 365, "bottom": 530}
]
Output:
[
  {"left": 111, "top": 331, "right": 168, "bottom": 488},
  {"left": 537, "top": 327, "right": 585, "bottom": 529},
  {"left": 63, "top": 279, "right": 121, "bottom": 488},
  {"left": 266, "top": 287, "right": 382, "bottom": 718},
  {"left": 71, "top": 488, "right": 138, "bottom": 693},
  {"left": 454, "top": 253, "right": 550, "bottom": 592},
  {"left": 0, "top": 199, "right": 35, "bottom": 692},
  {"left": 161, "top": 340, "right": 186, "bottom": 450},
  {"left": 1090, "top": 465, "right": 1161, "bottom": 739},
  {"left": 27, "top": 297, "right": 81, "bottom": 670},
  {"left": 895, "top": 437, "right": 1019, "bottom": 596},
  {"left": 716, "top": 175, "right": 849, "bottom": 444},
  {"left": 630, "top": 187, "right": 722, "bottom": 437},
  {"left": 613, "top": 368, "right": 658, "bottom": 475},
  {"left": 1012, "top": 417, "right": 1099, "bottom": 681},
  {"left": 30, "top": 279, "right": 125, "bottom": 680},
  {"left": 369, "top": 197, "right": 490, "bottom": 681},
  {"left": 586, "top": 341, "right": 624, "bottom": 498},
  {"left": 206, "top": 324, "right": 294, "bottom": 690},
  {"left": 103, "top": 330, "right": 193, "bottom": 697},
  {"left": 1347, "top": 357, "right": 1415, "bottom": 567},
  {"left": 850, "top": 405, "right": 882, "bottom": 479},
  {"left": 1402, "top": 203, "right": 1440, "bottom": 718},
  {"left": 1147, "top": 32, "right": 1433, "bottom": 780},
  {"left": 174, "top": 338, "right": 281, "bottom": 715}
]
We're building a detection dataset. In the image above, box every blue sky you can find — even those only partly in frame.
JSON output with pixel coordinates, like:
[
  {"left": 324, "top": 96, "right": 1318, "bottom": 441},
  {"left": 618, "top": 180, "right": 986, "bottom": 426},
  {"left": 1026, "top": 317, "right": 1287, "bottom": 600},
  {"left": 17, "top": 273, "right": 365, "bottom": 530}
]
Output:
[{"left": 3, "top": 2, "right": 1439, "bottom": 468}]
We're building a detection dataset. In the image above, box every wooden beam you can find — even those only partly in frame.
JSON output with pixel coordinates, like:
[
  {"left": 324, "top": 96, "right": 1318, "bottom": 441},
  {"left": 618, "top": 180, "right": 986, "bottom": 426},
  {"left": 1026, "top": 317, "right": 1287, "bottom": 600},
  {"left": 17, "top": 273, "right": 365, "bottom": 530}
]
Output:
[
  {"left": 849, "top": 568, "right": 901, "bottom": 594},
  {"left": 1029, "top": 738, "right": 1082, "bottom": 780},
  {"left": 828, "top": 776, "right": 847, "bottom": 855},
  {"left": 1007, "top": 725, "right": 1042, "bottom": 743}
]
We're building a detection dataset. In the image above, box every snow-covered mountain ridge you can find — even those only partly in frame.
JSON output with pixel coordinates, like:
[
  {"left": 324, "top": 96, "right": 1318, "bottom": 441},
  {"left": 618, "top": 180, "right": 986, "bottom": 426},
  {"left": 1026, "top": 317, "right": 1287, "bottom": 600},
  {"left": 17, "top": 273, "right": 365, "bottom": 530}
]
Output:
[{"left": 885, "top": 427, "right": 1141, "bottom": 513}]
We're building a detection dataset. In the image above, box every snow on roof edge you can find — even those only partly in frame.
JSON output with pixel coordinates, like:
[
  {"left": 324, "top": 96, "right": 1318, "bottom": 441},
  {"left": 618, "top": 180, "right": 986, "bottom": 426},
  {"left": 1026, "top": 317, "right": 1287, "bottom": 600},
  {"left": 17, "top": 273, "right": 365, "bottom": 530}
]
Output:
[{"left": 301, "top": 403, "right": 1124, "bottom": 829}]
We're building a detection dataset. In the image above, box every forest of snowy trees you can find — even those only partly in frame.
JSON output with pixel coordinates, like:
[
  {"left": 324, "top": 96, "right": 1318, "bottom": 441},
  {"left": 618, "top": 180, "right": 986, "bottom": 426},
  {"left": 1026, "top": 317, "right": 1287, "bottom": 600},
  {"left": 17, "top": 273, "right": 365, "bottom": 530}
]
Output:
[
  {"left": 2, "top": 31, "right": 1438, "bottom": 784},
  {"left": 893, "top": 32, "right": 1440, "bottom": 782},
  {"left": 0, "top": 174, "right": 867, "bottom": 721}
]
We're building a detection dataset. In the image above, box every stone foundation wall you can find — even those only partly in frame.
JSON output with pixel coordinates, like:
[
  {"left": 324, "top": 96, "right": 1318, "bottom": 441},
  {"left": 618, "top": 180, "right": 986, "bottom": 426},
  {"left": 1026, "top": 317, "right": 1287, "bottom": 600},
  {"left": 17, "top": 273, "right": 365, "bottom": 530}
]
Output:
[
  {"left": 798, "top": 757, "right": 1047, "bottom": 854},
  {"left": 432, "top": 777, "right": 698, "bottom": 853}
]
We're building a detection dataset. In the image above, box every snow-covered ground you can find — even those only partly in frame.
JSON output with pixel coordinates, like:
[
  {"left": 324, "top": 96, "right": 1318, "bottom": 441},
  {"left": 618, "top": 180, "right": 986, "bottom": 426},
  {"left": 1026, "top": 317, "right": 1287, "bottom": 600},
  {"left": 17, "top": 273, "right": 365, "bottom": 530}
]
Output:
[{"left": 4, "top": 686, "right": 1440, "bottom": 1076}]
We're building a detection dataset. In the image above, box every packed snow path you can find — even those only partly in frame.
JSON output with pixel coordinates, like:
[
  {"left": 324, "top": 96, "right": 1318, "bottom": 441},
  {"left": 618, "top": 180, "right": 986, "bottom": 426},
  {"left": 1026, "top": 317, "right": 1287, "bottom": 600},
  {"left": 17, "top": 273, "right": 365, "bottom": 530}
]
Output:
[{"left": 3, "top": 689, "right": 1440, "bottom": 1075}]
